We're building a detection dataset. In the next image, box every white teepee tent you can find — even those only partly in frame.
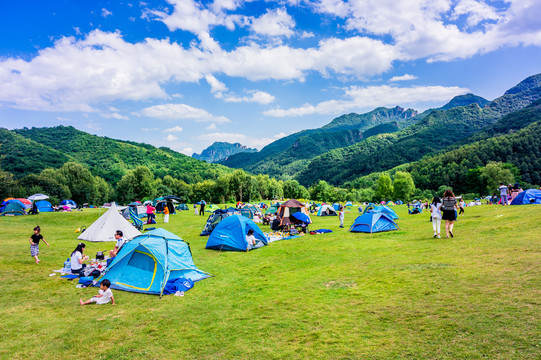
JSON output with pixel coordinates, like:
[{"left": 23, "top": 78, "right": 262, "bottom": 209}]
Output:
[{"left": 77, "top": 203, "right": 141, "bottom": 242}]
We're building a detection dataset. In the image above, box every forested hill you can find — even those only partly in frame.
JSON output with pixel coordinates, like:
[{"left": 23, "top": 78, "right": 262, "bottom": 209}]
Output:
[
  {"left": 439, "top": 93, "right": 489, "bottom": 110},
  {"left": 352, "top": 100, "right": 541, "bottom": 194},
  {"left": 221, "top": 106, "right": 418, "bottom": 179},
  {"left": 296, "top": 73, "right": 541, "bottom": 186},
  {"left": 192, "top": 142, "right": 257, "bottom": 163},
  {"left": 4, "top": 126, "right": 232, "bottom": 183}
]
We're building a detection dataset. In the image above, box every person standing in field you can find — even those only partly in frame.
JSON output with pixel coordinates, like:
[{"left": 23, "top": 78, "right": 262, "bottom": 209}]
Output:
[
  {"left": 498, "top": 182, "right": 508, "bottom": 205},
  {"left": 458, "top": 198, "right": 465, "bottom": 216},
  {"left": 163, "top": 204, "right": 170, "bottom": 223},
  {"left": 29, "top": 226, "right": 50, "bottom": 264},
  {"left": 430, "top": 197, "right": 442, "bottom": 238},
  {"left": 441, "top": 189, "right": 458, "bottom": 238},
  {"left": 146, "top": 203, "right": 155, "bottom": 224},
  {"left": 339, "top": 207, "right": 345, "bottom": 228}
]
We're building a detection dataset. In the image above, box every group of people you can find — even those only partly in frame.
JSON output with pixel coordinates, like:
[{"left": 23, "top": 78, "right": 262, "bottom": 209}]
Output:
[
  {"left": 429, "top": 189, "right": 461, "bottom": 239},
  {"left": 498, "top": 182, "right": 523, "bottom": 205},
  {"left": 28, "top": 227, "right": 125, "bottom": 305}
]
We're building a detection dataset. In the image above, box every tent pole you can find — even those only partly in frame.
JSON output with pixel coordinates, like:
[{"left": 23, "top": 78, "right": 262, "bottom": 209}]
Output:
[{"left": 159, "top": 237, "right": 170, "bottom": 299}]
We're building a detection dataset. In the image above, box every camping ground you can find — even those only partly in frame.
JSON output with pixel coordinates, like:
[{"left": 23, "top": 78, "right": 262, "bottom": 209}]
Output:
[{"left": 0, "top": 204, "right": 539, "bottom": 359}]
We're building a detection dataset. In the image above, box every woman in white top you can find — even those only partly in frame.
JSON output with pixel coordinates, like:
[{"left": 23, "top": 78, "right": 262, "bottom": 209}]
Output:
[
  {"left": 430, "top": 196, "right": 443, "bottom": 238},
  {"left": 70, "top": 243, "right": 88, "bottom": 274}
]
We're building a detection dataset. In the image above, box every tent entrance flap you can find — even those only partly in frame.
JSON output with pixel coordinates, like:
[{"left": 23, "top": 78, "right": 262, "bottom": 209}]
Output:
[{"left": 116, "top": 250, "right": 157, "bottom": 291}]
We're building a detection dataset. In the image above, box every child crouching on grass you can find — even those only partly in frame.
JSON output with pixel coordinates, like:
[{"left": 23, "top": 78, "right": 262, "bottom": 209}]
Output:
[{"left": 80, "top": 279, "right": 115, "bottom": 306}]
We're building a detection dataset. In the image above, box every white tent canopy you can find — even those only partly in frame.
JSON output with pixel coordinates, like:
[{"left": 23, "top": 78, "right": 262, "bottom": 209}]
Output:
[{"left": 77, "top": 203, "right": 141, "bottom": 242}]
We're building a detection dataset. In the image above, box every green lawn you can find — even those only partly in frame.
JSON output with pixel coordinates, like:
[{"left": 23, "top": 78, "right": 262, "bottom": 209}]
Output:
[{"left": 0, "top": 204, "right": 539, "bottom": 359}]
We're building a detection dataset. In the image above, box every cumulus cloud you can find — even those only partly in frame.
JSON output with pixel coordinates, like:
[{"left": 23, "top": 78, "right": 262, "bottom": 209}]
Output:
[
  {"left": 165, "top": 134, "right": 178, "bottom": 142},
  {"left": 223, "top": 90, "right": 275, "bottom": 104},
  {"left": 389, "top": 74, "right": 418, "bottom": 82},
  {"left": 264, "top": 84, "right": 469, "bottom": 117},
  {"left": 138, "top": 103, "right": 230, "bottom": 123},
  {"left": 250, "top": 8, "right": 295, "bottom": 37},
  {"left": 163, "top": 125, "right": 183, "bottom": 132}
]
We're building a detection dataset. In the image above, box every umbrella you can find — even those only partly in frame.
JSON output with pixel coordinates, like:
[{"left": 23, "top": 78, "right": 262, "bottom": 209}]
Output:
[
  {"left": 28, "top": 194, "right": 49, "bottom": 201},
  {"left": 163, "top": 195, "right": 182, "bottom": 201},
  {"left": 292, "top": 212, "right": 311, "bottom": 224}
]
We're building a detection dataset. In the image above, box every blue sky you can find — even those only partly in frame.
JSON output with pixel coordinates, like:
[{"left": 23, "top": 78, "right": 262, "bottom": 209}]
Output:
[{"left": 1, "top": 0, "right": 541, "bottom": 155}]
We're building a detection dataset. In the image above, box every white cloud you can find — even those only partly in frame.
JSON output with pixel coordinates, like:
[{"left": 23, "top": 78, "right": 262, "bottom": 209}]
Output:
[
  {"left": 100, "top": 112, "right": 129, "bottom": 120},
  {"left": 389, "top": 74, "right": 418, "bottom": 82},
  {"left": 181, "top": 147, "right": 194, "bottom": 155},
  {"left": 264, "top": 84, "right": 469, "bottom": 117},
  {"left": 205, "top": 74, "right": 228, "bottom": 94},
  {"left": 250, "top": 8, "right": 295, "bottom": 38},
  {"left": 102, "top": 8, "right": 112, "bottom": 17},
  {"left": 206, "top": 123, "right": 217, "bottom": 130},
  {"left": 165, "top": 134, "right": 178, "bottom": 142},
  {"left": 223, "top": 90, "right": 275, "bottom": 104},
  {"left": 163, "top": 125, "right": 183, "bottom": 132},
  {"left": 138, "top": 103, "right": 230, "bottom": 123},
  {"left": 300, "top": 31, "right": 315, "bottom": 39}
]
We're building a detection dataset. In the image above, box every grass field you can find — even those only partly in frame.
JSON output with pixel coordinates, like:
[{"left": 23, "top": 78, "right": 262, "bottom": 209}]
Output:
[{"left": 0, "top": 204, "right": 539, "bottom": 359}]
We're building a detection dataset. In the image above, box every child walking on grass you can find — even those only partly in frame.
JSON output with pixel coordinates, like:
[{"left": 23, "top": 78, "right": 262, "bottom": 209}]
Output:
[
  {"left": 80, "top": 279, "right": 115, "bottom": 305},
  {"left": 29, "top": 226, "right": 49, "bottom": 264}
]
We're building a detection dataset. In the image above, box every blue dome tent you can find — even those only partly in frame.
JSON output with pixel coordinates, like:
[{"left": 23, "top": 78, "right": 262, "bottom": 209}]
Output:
[
  {"left": 206, "top": 215, "right": 268, "bottom": 251},
  {"left": 349, "top": 212, "right": 399, "bottom": 233},
  {"left": 36, "top": 200, "right": 53, "bottom": 212},
  {"left": 200, "top": 208, "right": 240, "bottom": 236},
  {"left": 0, "top": 199, "right": 26, "bottom": 216},
  {"left": 511, "top": 189, "right": 541, "bottom": 205},
  {"left": 99, "top": 228, "right": 211, "bottom": 297},
  {"left": 59, "top": 199, "right": 77, "bottom": 208},
  {"left": 363, "top": 204, "right": 399, "bottom": 220}
]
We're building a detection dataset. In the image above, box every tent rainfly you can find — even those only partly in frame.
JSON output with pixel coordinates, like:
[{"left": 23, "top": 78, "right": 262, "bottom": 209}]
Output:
[{"left": 77, "top": 203, "right": 141, "bottom": 242}]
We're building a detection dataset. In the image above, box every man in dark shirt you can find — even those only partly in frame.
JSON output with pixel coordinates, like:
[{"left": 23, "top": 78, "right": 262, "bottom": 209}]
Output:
[{"left": 271, "top": 215, "right": 281, "bottom": 231}]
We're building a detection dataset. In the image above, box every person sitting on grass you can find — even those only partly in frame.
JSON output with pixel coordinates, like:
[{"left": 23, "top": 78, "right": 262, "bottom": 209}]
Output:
[
  {"left": 109, "top": 230, "right": 126, "bottom": 259},
  {"left": 70, "top": 243, "right": 88, "bottom": 275},
  {"left": 80, "top": 279, "right": 115, "bottom": 306}
]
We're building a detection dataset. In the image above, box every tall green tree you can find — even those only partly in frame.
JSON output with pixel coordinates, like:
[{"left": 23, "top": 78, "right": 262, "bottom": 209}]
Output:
[
  {"left": 393, "top": 171, "right": 415, "bottom": 201},
  {"left": 479, "top": 162, "right": 516, "bottom": 195},
  {"left": 375, "top": 174, "right": 394, "bottom": 200}
]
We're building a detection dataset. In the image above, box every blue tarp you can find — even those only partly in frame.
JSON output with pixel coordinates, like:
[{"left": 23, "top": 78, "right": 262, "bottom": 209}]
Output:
[
  {"left": 36, "top": 200, "right": 53, "bottom": 212},
  {"left": 206, "top": 215, "right": 268, "bottom": 251},
  {"left": 349, "top": 212, "right": 398, "bottom": 233},
  {"left": 99, "top": 228, "right": 211, "bottom": 295},
  {"left": 510, "top": 189, "right": 541, "bottom": 205}
]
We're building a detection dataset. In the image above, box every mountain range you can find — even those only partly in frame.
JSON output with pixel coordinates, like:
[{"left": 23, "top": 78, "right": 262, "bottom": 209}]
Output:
[
  {"left": 192, "top": 142, "right": 257, "bottom": 163},
  {"left": 1, "top": 73, "right": 540, "bottom": 193},
  {"left": 222, "top": 73, "right": 541, "bottom": 186}
]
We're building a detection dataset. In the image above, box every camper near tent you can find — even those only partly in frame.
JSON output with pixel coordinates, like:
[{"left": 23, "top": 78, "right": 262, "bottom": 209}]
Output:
[
  {"left": 317, "top": 204, "right": 338, "bottom": 216},
  {"left": 77, "top": 203, "right": 141, "bottom": 242},
  {"left": 98, "top": 228, "right": 211, "bottom": 296},
  {"left": 206, "top": 215, "right": 268, "bottom": 251},
  {"left": 510, "top": 189, "right": 541, "bottom": 205}
]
